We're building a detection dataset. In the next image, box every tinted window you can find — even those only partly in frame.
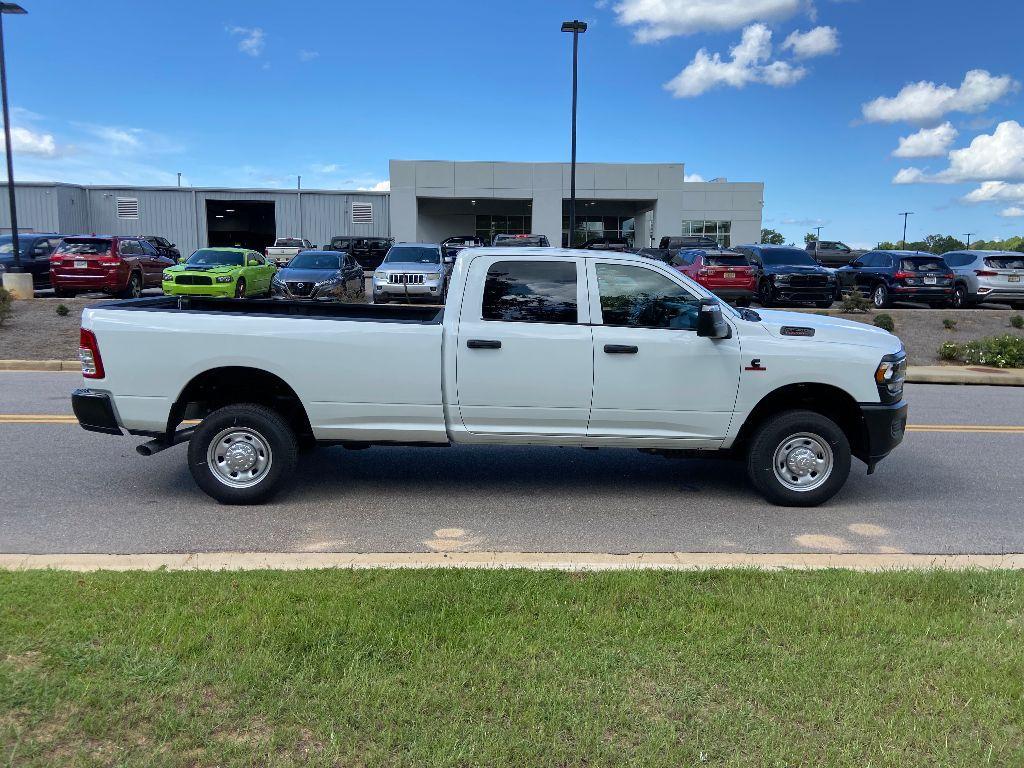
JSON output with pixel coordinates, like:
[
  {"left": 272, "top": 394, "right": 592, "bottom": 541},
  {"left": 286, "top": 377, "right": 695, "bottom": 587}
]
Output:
[
  {"left": 986, "top": 255, "right": 1024, "bottom": 270},
  {"left": 119, "top": 240, "right": 139, "bottom": 255},
  {"left": 669, "top": 250, "right": 696, "bottom": 267},
  {"left": 482, "top": 260, "right": 577, "bottom": 324},
  {"left": 942, "top": 253, "right": 976, "bottom": 267},
  {"left": 760, "top": 248, "right": 817, "bottom": 267},
  {"left": 900, "top": 257, "right": 945, "bottom": 272},
  {"left": 385, "top": 246, "right": 440, "bottom": 264},
  {"left": 704, "top": 253, "right": 748, "bottom": 267},
  {"left": 276, "top": 238, "right": 304, "bottom": 247},
  {"left": 596, "top": 263, "right": 701, "bottom": 331}
]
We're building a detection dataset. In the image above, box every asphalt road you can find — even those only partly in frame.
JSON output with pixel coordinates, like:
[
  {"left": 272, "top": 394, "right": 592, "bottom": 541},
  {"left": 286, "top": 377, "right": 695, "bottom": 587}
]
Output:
[{"left": 1, "top": 372, "right": 1022, "bottom": 555}]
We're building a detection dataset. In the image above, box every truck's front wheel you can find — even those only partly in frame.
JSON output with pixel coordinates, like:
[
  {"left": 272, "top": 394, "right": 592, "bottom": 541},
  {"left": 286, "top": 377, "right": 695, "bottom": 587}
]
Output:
[
  {"left": 188, "top": 404, "right": 297, "bottom": 504},
  {"left": 745, "top": 410, "right": 851, "bottom": 507}
]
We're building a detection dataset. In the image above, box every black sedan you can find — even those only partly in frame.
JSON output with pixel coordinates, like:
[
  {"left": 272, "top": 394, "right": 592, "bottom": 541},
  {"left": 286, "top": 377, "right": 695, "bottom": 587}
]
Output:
[
  {"left": 270, "top": 250, "right": 364, "bottom": 300},
  {"left": 732, "top": 244, "right": 837, "bottom": 308}
]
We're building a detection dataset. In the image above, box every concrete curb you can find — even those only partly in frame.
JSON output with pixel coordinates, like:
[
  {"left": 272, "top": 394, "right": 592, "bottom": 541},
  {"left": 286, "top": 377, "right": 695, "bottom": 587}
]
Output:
[
  {"left": 2, "top": 551, "right": 1023, "bottom": 572},
  {"left": 0, "top": 360, "right": 80, "bottom": 371}
]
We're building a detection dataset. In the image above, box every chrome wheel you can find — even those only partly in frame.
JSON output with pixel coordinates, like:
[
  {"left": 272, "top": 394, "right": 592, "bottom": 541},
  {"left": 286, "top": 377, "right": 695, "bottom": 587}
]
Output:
[
  {"left": 872, "top": 285, "right": 886, "bottom": 307},
  {"left": 772, "top": 432, "right": 833, "bottom": 492},
  {"left": 207, "top": 427, "right": 272, "bottom": 489}
]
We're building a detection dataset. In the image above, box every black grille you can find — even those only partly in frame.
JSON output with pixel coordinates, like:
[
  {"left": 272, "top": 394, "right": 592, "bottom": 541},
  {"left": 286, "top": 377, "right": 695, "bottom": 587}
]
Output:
[
  {"left": 287, "top": 281, "right": 314, "bottom": 296},
  {"left": 789, "top": 274, "right": 828, "bottom": 287},
  {"left": 388, "top": 273, "right": 425, "bottom": 284},
  {"left": 175, "top": 275, "right": 212, "bottom": 285}
]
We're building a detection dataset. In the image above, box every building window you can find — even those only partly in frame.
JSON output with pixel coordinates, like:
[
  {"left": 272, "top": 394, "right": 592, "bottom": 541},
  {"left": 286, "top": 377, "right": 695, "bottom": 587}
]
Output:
[
  {"left": 562, "top": 215, "right": 635, "bottom": 247},
  {"left": 116, "top": 197, "right": 139, "bottom": 219},
  {"left": 476, "top": 215, "right": 532, "bottom": 245},
  {"left": 681, "top": 220, "right": 731, "bottom": 247}
]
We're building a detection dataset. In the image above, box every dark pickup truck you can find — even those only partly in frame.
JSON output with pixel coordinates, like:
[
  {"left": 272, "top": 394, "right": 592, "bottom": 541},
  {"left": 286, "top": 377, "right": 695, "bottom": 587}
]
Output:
[
  {"left": 638, "top": 235, "right": 720, "bottom": 263},
  {"left": 325, "top": 236, "right": 394, "bottom": 271}
]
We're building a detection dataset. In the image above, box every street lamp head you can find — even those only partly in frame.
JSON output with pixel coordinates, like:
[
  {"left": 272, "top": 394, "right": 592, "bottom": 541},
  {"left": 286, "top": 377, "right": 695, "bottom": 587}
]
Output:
[
  {"left": 0, "top": 4, "right": 27, "bottom": 14},
  {"left": 561, "top": 20, "right": 587, "bottom": 33}
]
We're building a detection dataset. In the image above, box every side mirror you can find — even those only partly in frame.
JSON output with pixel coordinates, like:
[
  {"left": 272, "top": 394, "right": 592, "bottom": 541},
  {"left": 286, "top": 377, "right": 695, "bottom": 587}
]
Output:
[
  {"left": 443, "top": 255, "right": 454, "bottom": 264},
  {"left": 850, "top": 260, "right": 863, "bottom": 268},
  {"left": 696, "top": 298, "right": 731, "bottom": 339}
]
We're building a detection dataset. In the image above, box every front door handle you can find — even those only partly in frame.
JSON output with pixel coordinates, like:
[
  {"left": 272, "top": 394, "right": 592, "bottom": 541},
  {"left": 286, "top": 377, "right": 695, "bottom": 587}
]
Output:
[
  {"left": 604, "top": 344, "right": 638, "bottom": 354},
  {"left": 467, "top": 339, "right": 501, "bottom": 349}
]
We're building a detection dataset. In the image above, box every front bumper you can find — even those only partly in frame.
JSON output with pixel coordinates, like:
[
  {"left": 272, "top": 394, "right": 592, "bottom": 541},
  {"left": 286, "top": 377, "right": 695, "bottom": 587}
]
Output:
[
  {"left": 162, "top": 280, "right": 234, "bottom": 298},
  {"left": 271, "top": 281, "right": 341, "bottom": 300},
  {"left": 772, "top": 286, "right": 835, "bottom": 303},
  {"left": 858, "top": 399, "right": 908, "bottom": 471},
  {"left": 373, "top": 280, "right": 443, "bottom": 301},
  {"left": 71, "top": 389, "right": 122, "bottom": 435}
]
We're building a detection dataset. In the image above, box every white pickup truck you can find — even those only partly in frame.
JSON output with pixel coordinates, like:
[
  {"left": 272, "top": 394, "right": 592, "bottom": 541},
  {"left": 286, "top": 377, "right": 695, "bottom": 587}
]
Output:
[
  {"left": 73, "top": 247, "right": 908, "bottom": 506},
  {"left": 265, "top": 237, "right": 313, "bottom": 266}
]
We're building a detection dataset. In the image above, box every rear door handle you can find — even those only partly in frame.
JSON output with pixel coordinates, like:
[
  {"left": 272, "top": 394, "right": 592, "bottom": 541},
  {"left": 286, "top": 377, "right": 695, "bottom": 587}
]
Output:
[
  {"left": 604, "top": 344, "right": 638, "bottom": 354},
  {"left": 467, "top": 339, "right": 501, "bottom": 349}
]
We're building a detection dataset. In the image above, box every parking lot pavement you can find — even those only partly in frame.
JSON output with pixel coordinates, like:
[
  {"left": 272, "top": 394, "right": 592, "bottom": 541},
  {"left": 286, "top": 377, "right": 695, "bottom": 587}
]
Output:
[{"left": 1, "top": 374, "right": 1022, "bottom": 556}]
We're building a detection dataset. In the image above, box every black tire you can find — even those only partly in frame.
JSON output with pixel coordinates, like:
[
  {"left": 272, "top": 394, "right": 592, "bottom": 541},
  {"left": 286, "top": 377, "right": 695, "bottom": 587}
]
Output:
[
  {"left": 234, "top": 278, "right": 246, "bottom": 299},
  {"left": 950, "top": 283, "right": 968, "bottom": 309},
  {"left": 871, "top": 282, "right": 889, "bottom": 309},
  {"left": 187, "top": 403, "right": 298, "bottom": 505},
  {"left": 54, "top": 288, "right": 74, "bottom": 298},
  {"left": 758, "top": 281, "right": 775, "bottom": 308},
  {"left": 745, "top": 409, "right": 851, "bottom": 507},
  {"left": 120, "top": 272, "right": 142, "bottom": 299},
  {"left": 375, "top": 295, "right": 388, "bottom": 304}
]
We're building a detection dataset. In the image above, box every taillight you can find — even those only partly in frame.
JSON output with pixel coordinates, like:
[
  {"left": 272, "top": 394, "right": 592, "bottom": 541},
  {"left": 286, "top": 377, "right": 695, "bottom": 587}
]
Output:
[
  {"left": 975, "top": 270, "right": 997, "bottom": 277},
  {"left": 893, "top": 271, "right": 914, "bottom": 280},
  {"left": 79, "top": 328, "right": 105, "bottom": 379},
  {"left": 697, "top": 268, "right": 711, "bottom": 277},
  {"left": 943, "top": 273, "right": 954, "bottom": 280}
]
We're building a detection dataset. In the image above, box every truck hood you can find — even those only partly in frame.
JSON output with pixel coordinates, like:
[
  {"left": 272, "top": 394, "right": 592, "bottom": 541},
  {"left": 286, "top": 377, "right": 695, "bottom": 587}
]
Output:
[
  {"left": 754, "top": 309, "right": 902, "bottom": 352},
  {"left": 377, "top": 263, "right": 442, "bottom": 273}
]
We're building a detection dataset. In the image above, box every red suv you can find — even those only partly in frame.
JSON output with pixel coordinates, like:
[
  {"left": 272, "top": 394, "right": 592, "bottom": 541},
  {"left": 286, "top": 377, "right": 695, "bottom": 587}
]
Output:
[
  {"left": 670, "top": 248, "right": 757, "bottom": 306},
  {"left": 50, "top": 236, "right": 174, "bottom": 298}
]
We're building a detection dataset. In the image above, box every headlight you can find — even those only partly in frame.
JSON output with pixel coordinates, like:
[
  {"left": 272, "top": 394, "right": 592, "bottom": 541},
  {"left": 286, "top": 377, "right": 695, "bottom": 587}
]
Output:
[
  {"left": 374, "top": 271, "right": 388, "bottom": 280},
  {"left": 875, "top": 352, "right": 907, "bottom": 397},
  {"left": 162, "top": 272, "right": 173, "bottom": 281},
  {"left": 215, "top": 275, "right": 233, "bottom": 283},
  {"left": 772, "top": 274, "right": 790, "bottom": 284},
  {"left": 425, "top": 272, "right": 442, "bottom": 281}
]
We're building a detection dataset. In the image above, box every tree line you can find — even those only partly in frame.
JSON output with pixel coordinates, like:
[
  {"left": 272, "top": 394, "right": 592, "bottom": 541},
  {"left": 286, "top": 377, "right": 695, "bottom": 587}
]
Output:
[{"left": 758, "top": 228, "right": 1024, "bottom": 254}]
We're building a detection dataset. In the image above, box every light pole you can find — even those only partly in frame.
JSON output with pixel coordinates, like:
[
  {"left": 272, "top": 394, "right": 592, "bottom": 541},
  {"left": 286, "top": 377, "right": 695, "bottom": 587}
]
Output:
[
  {"left": 561, "top": 20, "right": 586, "bottom": 247},
  {"left": 898, "top": 211, "right": 914, "bottom": 249},
  {"left": 963, "top": 232, "right": 974, "bottom": 249},
  {"left": 813, "top": 226, "right": 823, "bottom": 241},
  {"left": 0, "top": 2, "right": 26, "bottom": 289}
]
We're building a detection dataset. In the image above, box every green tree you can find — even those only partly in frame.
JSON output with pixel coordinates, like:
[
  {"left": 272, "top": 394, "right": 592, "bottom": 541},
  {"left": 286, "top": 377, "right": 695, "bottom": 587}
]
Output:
[
  {"left": 760, "top": 228, "right": 785, "bottom": 245},
  {"left": 923, "top": 234, "right": 966, "bottom": 254},
  {"left": 877, "top": 241, "right": 898, "bottom": 250},
  {"left": 804, "top": 232, "right": 817, "bottom": 245}
]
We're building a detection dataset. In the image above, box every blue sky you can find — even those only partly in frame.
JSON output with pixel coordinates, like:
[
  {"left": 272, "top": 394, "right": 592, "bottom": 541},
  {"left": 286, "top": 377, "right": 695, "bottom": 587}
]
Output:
[{"left": 3, "top": 0, "right": 1022, "bottom": 247}]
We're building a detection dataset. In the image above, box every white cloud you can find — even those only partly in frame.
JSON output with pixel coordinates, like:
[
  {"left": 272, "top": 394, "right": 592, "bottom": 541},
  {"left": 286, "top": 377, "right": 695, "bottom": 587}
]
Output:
[
  {"left": 311, "top": 163, "right": 339, "bottom": 174},
  {"left": 358, "top": 180, "right": 389, "bottom": 192},
  {"left": 892, "top": 122, "right": 958, "bottom": 158},
  {"left": 862, "top": 69, "right": 1019, "bottom": 124},
  {"left": 226, "top": 26, "right": 265, "bottom": 57},
  {"left": 963, "top": 181, "right": 1024, "bottom": 204},
  {"left": 940, "top": 120, "right": 1024, "bottom": 182},
  {"left": 999, "top": 206, "right": 1024, "bottom": 217},
  {"left": 781, "top": 26, "right": 839, "bottom": 58},
  {"left": 612, "top": 0, "right": 804, "bottom": 42},
  {"left": 664, "top": 24, "right": 805, "bottom": 98},
  {"left": 298, "top": 49, "right": 319, "bottom": 62},
  {"left": 892, "top": 167, "right": 929, "bottom": 184},
  {"left": 684, "top": 172, "right": 705, "bottom": 182},
  {"left": 3, "top": 126, "right": 58, "bottom": 157}
]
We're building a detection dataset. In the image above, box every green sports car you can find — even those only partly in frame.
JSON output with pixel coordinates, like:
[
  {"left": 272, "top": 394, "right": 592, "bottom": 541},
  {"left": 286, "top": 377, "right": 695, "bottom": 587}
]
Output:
[{"left": 162, "top": 247, "right": 277, "bottom": 298}]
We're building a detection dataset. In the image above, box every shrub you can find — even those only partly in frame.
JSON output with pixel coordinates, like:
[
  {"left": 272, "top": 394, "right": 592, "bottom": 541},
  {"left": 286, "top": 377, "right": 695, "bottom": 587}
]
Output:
[
  {"left": 942, "top": 318, "right": 957, "bottom": 331},
  {"left": 328, "top": 284, "right": 369, "bottom": 304},
  {"left": 840, "top": 289, "right": 872, "bottom": 313},
  {"left": 939, "top": 335, "right": 1024, "bottom": 368},
  {"left": 56, "top": 303, "right": 70, "bottom": 317},
  {"left": 1011, "top": 314, "right": 1024, "bottom": 329},
  {"left": 873, "top": 313, "right": 895, "bottom": 332},
  {"left": 0, "top": 287, "right": 12, "bottom": 326}
]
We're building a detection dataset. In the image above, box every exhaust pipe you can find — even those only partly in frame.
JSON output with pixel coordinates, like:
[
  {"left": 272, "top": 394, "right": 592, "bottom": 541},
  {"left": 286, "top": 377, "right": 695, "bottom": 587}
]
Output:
[{"left": 136, "top": 426, "right": 195, "bottom": 457}]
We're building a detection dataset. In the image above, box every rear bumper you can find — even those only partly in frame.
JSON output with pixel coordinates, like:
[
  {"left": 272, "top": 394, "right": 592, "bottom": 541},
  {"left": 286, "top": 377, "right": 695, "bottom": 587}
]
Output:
[
  {"left": 51, "top": 272, "right": 125, "bottom": 292},
  {"left": 890, "top": 285, "right": 953, "bottom": 300},
  {"left": 71, "top": 389, "right": 122, "bottom": 435},
  {"left": 858, "top": 399, "right": 908, "bottom": 470},
  {"left": 707, "top": 286, "right": 756, "bottom": 300},
  {"left": 976, "top": 286, "right": 1024, "bottom": 303}
]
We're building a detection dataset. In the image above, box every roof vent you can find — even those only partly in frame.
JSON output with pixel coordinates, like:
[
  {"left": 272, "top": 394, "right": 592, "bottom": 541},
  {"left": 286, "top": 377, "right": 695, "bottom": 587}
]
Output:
[
  {"left": 116, "top": 197, "right": 139, "bottom": 219},
  {"left": 351, "top": 202, "right": 373, "bottom": 225}
]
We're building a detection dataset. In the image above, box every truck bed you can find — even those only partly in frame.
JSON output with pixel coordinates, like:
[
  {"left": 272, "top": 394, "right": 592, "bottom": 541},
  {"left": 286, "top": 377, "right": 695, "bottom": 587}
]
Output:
[{"left": 93, "top": 296, "right": 443, "bottom": 324}]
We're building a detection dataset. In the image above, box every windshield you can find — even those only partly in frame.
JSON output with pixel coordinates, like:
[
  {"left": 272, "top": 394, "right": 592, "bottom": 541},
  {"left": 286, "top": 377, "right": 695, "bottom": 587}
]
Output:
[
  {"left": 186, "top": 249, "right": 244, "bottom": 267},
  {"left": 986, "top": 255, "right": 1024, "bottom": 270},
  {"left": 275, "top": 238, "right": 304, "bottom": 247},
  {"left": 761, "top": 248, "right": 817, "bottom": 267},
  {"left": 287, "top": 252, "right": 341, "bottom": 270},
  {"left": 57, "top": 239, "right": 111, "bottom": 256},
  {"left": 900, "top": 257, "right": 945, "bottom": 272},
  {"left": 384, "top": 247, "right": 440, "bottom": 264},
  {"left": 0, "top": 236, "right": 27, "bottom": 255}
]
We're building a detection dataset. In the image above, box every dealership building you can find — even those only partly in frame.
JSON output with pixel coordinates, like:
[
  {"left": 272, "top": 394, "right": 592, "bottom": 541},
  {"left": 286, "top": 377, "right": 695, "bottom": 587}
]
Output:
[{"left": 0, "top": 160, "right": 763, "bottom": 253}]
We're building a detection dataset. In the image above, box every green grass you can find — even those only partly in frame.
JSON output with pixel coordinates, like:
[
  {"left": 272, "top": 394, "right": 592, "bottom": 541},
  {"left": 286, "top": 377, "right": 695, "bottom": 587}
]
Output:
[{"left": 2, "top": 569, "right": 1023, "bottom": 767}]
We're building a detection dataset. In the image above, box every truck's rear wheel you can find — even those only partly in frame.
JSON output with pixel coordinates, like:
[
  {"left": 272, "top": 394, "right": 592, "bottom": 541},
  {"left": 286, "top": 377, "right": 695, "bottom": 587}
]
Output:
[
  {"left": 187, "top": 404, "right": 297, "bottom": 504},
  {"left": 746, "top": 409, "right": 850, "bottom": 507}
]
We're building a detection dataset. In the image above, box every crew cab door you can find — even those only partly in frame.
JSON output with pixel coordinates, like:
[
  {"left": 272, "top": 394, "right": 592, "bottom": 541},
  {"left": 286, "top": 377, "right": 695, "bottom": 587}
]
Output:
[
  {"left": 586, "top": 260, "right": 741, "bottom": 442},
  {"left": 455, "top": 255, "right": 594, "bottom": 437}
]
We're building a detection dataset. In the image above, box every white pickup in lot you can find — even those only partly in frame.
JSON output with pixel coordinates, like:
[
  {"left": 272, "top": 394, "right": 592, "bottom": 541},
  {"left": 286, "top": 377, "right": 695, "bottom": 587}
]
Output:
[
  {"left": 265, "top": 237, "right": 313, "bottom": 266},
  {"left": 73, "top": 248, "right": 908, "bottom": 506}
]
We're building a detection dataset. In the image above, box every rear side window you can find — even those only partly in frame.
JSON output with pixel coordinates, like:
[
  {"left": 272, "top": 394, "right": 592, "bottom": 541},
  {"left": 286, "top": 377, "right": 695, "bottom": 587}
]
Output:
[
  {"left": 58, "top": 239, "right": 112, "bottom": 255},
  {"left": 901, "top": 258, "right": 945, "bottom": 272},
  {"left": 986, "top": 255, "right": 1024, "bottom": 269},
  {"left": 942, "top": 253, "right": 976, "bottom": 267},
  {"left": 704, "top": 253, "right": 748, "bottom": 267},
  {"left": 482, "top": 260, "right": 577, "bottom": 324}
]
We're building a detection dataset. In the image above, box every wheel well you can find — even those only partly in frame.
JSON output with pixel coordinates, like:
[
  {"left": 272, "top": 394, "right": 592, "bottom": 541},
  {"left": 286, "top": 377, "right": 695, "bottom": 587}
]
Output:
[
  {"left": 169, "top": 366, "right": 312, "bottom": 442},
  {"left": 733, "top": 383, "right": 868, "bottom": 463}
]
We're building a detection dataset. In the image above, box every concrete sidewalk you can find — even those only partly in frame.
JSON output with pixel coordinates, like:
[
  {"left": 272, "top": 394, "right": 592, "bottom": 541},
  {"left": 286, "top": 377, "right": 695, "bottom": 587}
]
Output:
[{"left": 2, "top": 359, "right": 1023, "bottom": 385}]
